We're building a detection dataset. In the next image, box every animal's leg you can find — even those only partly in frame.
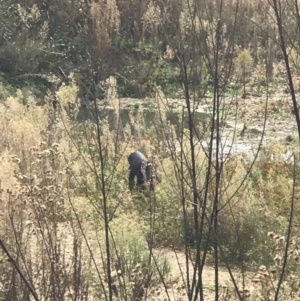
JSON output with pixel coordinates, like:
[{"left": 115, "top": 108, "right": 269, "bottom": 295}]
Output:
[
  {"left": 129, "top": 170, "right": 136, "bottom": 191},
  {"left": 136, "top": 165, "right": 145, "bottom": 190}
]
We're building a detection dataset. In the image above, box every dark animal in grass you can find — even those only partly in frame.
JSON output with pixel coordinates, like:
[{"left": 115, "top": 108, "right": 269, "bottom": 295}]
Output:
[{"left": 128, "top": 151, "right": 155, "bottom": 191}]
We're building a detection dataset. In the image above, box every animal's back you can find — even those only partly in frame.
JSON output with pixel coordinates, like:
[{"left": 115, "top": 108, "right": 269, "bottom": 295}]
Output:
[{"left": 128, "top": 151, "right": 147, "bottom": 167}]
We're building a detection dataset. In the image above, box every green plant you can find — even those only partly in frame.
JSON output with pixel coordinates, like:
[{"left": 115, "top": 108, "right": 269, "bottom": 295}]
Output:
[
  {"left": 234, "top": 49, "right": 254, "bottom": 97},
  {"left": 248, "top": 232, "right": 300, "bottom": 300},
  {"left": 107, "top": 214, "right": 170, "bottom": 289},
  {"left": 271, "top": 105, "right": 283, "bottom": 119}
]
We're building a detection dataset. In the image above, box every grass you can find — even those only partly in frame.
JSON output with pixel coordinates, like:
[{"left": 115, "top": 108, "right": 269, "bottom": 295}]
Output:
[{"left": 0, "top": 79, "right": 299, "bottom": 300}]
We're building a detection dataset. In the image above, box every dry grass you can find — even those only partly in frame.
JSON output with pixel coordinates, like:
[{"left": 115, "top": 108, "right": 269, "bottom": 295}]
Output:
[
  {"left": 0, "top": 76, "right": 299, "bottom": 300},
  {"left": 4, "top": 0, "right": 300, "bottom": 299}
]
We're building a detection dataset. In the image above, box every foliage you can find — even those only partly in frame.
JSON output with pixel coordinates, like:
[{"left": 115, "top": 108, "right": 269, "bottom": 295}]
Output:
[
  {"left": 234, "top": 49, "right": 253, "bottom": 82},
  {"left": 2, "top": 0, "right": 300, "bottom": 98},
  {"left": 2, "top": 0, "right": 300, "bottom": 300},
  {"left": 246, "top": 232, "right": 300, "bottom": 300}
]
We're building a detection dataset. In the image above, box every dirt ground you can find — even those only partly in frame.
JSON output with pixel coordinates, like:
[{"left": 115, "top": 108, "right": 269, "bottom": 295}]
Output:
[
  {"left": 234, "top": 90, "right": 298, "bottom": 139},
  {"left": 53, "top": 222, "right": 254, "bottom": 301},
  {"left": 151, "top": 92, "right": 294, "bottom": 301},
  {"left": 153, "top": 249, "right": 253, "bottom": 301}
]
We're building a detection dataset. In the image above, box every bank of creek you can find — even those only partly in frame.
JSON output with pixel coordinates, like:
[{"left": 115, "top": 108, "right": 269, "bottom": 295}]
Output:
[
  {"left": 97, "top": 90, "right": 298, "bottom": 163},
  {"left": 74, "top": 90, "right": 299, "bottom": 300}
]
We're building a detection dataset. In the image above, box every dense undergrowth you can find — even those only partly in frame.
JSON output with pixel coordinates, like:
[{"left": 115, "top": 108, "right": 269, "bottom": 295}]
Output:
[
  {"left": 2, "top": 0, "right": 300, "bottom": 300},
  {"left": 0, "top": 77, "right": 299, "bottom": 300},
  {"left": 1, "top": 0, "right": 300, "bottom": 100}
]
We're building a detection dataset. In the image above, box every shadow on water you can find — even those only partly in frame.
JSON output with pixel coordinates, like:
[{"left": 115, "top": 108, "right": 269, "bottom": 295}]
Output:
[{"left": 77, "top": 99, "right": 211, "bottom": 138}]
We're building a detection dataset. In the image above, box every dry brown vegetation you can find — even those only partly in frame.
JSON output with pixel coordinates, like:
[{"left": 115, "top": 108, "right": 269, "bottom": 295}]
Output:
[
  {"left": 0, "top": 86, "right": 171, "bottom": 300},
  {"left": 1, "top": 0, "right": 300, "bottom": 98},
  {"left": 2, "top": 0, "right": 300, "bottom": 300},
  {"left": 0, "top": 77, "right": 299, "bottom": 300}
]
